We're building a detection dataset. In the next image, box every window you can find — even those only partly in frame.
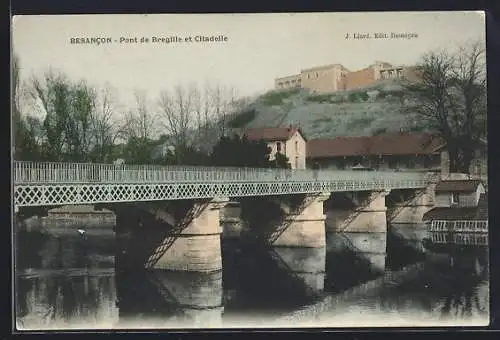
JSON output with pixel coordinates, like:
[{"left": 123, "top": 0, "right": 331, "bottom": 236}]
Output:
[
  {"left": 276, "top": 142, "right": 282, "bottom": 153},
  {"left": 295, "top": 141, "right": 299, "bottom": 153},
  {"left": 295, "top": 157, "right": 299, "bottom": 169},
  {"left": 315, "top": 72, "right": 319, "bottom": 78},
  {"left": 451, "top": 192, "right": 460, "bottom": 205}
]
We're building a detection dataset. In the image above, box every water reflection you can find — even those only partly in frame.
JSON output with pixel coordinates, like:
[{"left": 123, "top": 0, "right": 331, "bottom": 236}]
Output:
[
  {"left": 14, "top": 221, "right": 489, "bottom": 329},
  {"left": 115, "top": 270, "right": 224, "bottom": 328}
]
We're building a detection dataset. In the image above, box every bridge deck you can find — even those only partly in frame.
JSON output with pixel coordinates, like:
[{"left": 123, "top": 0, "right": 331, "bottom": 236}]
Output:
[{"left": 13, "top": 161, "right": 431, "bottom": 208}]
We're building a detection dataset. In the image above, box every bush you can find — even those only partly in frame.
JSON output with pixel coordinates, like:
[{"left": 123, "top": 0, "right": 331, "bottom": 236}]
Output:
[
  {"left": 348, "top": 91, "right": 369, "bottom": 102},
  {"left": 307, "top": 94, "right": 333, "bottom": 103},
  {"left": 260, "top": 88, "right": 300, "bottom": 106},
  {"left": 227, "top": 109, "right": 257, "bottom": 128}
]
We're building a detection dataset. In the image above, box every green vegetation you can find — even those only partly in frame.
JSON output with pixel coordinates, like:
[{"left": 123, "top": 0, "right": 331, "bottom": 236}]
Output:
[
  {"left": 307, "top": 94, "right": 335, "bottom": 103},
  {"left": 227, "top": 108, "right": 257, "bottom": 128},
  {"left": 348, "top": 91, "right": 369, "bottom": 102},
  {"left": 345, "top": 116, "right": 376, "bottom": 131},
  {"left": 259, "top": 88, "right": 300, "bottom": 106}
]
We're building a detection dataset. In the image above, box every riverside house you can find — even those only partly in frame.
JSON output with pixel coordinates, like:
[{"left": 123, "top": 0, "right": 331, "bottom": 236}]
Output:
[
  {"left": 306, "top": 133, "right": 442, "bottom": 172},
  {"left": 244, "top": 126, "right": 307, "bottom": 170}
]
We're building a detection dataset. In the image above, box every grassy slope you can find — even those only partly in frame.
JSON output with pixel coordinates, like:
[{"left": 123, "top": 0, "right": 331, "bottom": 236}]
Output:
[{"left": 227, "top": 80, "right": 426, "bottom": 140}]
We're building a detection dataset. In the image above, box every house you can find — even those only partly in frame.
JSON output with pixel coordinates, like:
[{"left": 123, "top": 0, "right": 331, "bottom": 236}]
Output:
[
  {"left": 306, "top": 133, "right": 442, "bottom": 171},
  {"left": 423, "top": 179, "right": 487, "bottom": 224},
  {"left": 42, "top": 205, "right": 116, "bottom": 226},
  {"left": 433, "top": 179, "right": 485, "bottom": 208},
  {"left": 244, "top": 126, "right": 307, "bottom": 169},
  {"left": 437, "top": 138, "right": 487, "bottom": 186}
]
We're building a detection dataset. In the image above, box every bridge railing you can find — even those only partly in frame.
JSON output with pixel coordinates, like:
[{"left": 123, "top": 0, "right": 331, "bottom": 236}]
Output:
[
  {"left": 13, "top": 161, "right": 430, "bottom": 188},
  {"left": 429, "top": 219, "right": 488, "bottom": 232}
]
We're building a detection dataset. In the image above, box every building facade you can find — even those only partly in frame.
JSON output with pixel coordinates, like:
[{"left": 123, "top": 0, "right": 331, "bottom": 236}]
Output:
[
  {"left": 433, "top": 180, "right": 485, "bottom": 208},
  {"left": 438, "top": 138, "right": 488, "bottom": 186},
  {"left": 306, "top": 133, "right": 442, "bottom": 172},
  {"left": 275, "top": 61, "right": 420, "bottom": 94},
  {"left": 244, "top": 126, "right": 307, "bottom": 169},
  {"left": 423, "top": 179, "right": 487, "bottom": 227}
]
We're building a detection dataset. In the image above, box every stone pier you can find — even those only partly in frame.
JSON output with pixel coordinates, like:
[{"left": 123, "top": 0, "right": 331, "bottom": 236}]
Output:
[
  {"left": 326, "top": 190, "right": 391, "bottom": 233},
  {"left": 388, "top": 186, "right": 436, "bottom": 225},
  {"left": 239, "top": 192, "right": 331, "bottom": 248},
  {"left": 114, "top": 197, "right": 229, "bottom": 273},
  {"left": 271, "top": 192, "right": 331, "bottom": 248}
]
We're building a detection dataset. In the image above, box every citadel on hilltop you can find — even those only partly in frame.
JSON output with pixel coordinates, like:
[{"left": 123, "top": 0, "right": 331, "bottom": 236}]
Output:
[{"left": 274, "top": 61, "right": 421, "bottom": 93}]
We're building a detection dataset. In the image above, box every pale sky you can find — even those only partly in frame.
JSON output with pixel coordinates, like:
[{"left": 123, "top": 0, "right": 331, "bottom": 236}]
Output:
[{"left": 12, "top": 11, "right": 485, "bottom": 112}]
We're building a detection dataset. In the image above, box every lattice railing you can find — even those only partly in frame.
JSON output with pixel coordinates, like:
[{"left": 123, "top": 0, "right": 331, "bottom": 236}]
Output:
[
  {"left": 428, "top": 220, "right": 488, "bottom": 233},
  {"left": 13, "top": 161, "right": 430, "bottom": 208}
]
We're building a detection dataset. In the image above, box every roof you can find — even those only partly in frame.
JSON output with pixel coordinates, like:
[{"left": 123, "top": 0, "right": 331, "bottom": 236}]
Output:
[
  {"left": 307, "top": 133, "right": 443, "bottom": 159},
  {"left": 275, "top": 74, "right": 301, "bottom": 81},
  {"left": 244, "top": 126, "right": 306, "bottom": 142},
  {"left": 432, "top": 137, "right": 487, "bottom": 152},
  {"left": 434, "top": 180, "right": 483, "bottom": 193},
  {"left": 423, "top": 207, "right": 478, "bottom": 221},
  {"left": 301, "top": 63, "right": 347, "bottom": 73},
  {"left": 475, "top": 193, "right": 488, "bottom": 220}
]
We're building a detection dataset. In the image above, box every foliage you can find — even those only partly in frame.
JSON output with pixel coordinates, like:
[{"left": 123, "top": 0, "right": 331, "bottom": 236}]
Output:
[
  {"left": 307, "top": 94, "right": 334, "bottom": 103},
  {"left": 209, "top": 134, "right": 271, "bottom": 167},
  {"left": 260, "top": 88, "right": 300, "bottom": 106},
  {"left": 345, "top": 116, "right": 376, "bottom": 131},
  {"left": 227, "top": 108, "right": 257, "bottom": 128},
  {"left": 208, "top": 134, "right": 290, "bottom": 168},
  {"left": 348, "top": 91, "right": 369, "bottom": 102}
]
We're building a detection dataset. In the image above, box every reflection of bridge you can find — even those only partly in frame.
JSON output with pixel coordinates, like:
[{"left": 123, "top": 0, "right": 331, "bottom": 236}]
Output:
[{"left": 14, "top": 161, "right": 428, "bottom": 207}]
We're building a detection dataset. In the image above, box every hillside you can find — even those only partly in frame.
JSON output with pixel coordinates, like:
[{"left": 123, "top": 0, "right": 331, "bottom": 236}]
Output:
[{"left": 226, "top": 80, "right": 427, "bottom": 141}]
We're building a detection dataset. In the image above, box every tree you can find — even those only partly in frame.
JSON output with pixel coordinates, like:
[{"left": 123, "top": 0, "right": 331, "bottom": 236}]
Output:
[
  {"left": 88, "top": 85, "right": 121, "bottom": 162},
  {"left": 121, "top": 90, "right": 158, "bottom": 164},
  {"left": 158, "top": 83, "right": 241, "bottom": 154},
  {"left": 209, "top": 134, "right": 271, "bottom": 167},
  {"left": 273, "top": 152, "right": 291, "bottom": 169},
  {"left": 403, "top": 42, "right": 486, "bottom": 173},
  {"left": 208, "top": 134, "right": 292, "bottom": 169}
]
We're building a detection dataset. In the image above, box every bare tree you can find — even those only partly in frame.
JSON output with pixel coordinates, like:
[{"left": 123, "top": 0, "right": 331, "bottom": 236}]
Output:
[
  {"left": 122, "top": 90, "right": 157, "bottom": 141},
  {"left": 89, "top": 84, "right": 121, "bottom": 162},
  {"left": 403, "top": 41, "right": 486, "bottom": 173},
  {"left": 158, "top": 84, "right": 196, "bottom": 150}
]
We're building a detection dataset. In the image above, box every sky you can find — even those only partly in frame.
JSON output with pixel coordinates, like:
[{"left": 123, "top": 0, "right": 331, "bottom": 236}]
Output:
[{"left": 12, "top": 11, "right": 485, "bottom": 115}]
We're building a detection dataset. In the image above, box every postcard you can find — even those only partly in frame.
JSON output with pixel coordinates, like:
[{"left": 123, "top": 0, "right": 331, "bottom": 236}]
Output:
[{"left": 12, "top": 11, "right": 488, "bottom": 330}]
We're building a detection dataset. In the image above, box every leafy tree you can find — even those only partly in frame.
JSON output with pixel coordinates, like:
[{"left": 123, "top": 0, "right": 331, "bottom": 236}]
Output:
[
  {"left": 209, "top": 134, "right": 271, "bottom": 167},
  {"left": 208, "top": 134, "right": 292, "bottom": 168},
  {"left": 272, "top": 152, "right": 291, "bottom": 169}
]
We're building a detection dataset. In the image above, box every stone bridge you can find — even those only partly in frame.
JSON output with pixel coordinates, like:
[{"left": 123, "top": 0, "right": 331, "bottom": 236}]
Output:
[{"left": 13, "top": 161, "right": 437, "bottom": 273}]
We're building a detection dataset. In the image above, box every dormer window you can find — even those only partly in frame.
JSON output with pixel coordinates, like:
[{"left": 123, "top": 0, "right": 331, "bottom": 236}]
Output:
[{"left": 451, "top": 192, "right": 460, "bottom": 206}]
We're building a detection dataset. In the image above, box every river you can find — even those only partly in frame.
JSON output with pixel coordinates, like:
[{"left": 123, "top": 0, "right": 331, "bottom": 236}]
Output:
[{"left": 14, "top": 222, "right": 489, "bottom": 330}]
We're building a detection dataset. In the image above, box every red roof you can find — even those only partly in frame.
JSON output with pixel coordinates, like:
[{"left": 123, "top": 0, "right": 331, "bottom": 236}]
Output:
[
  {"left": 307, "top": 133, "right": 443, "bottom": 158},
  {"left": 435, "top": 180, "right": 483, "bottom": 193},
  {"left": 423, "top": 207, "right": 478, "bottom": 221},
  {"left": 244, "top": 126, "right": 306, "bottom": 142}
]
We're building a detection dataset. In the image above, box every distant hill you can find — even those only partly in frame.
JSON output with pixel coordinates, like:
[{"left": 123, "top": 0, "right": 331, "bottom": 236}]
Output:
[
  {"left": 190, "top": 79, "right": 432, "bottom": 153},
  {"left": 225, "top": 80, "right": 429, "bottom": 141}
]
